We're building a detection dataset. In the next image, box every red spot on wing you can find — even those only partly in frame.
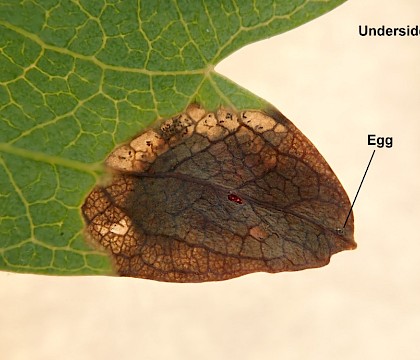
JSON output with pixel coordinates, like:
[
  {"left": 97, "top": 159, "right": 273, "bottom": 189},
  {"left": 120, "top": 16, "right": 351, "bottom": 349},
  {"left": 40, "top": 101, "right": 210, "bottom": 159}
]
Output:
[{"left": 228, "top": 193, "right": 243, "bottom": 204}]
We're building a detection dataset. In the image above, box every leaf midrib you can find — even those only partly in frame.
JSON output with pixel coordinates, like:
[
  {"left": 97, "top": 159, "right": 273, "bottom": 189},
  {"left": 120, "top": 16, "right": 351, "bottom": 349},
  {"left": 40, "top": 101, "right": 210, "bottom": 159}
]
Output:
[
  {"left": 0, "top": 142, "right": 103, "bottom": 177},
  {"left": 0, "top": 20, "right": 206, "bottom": 76},
  {"left": 125, "top": 170, "right": 339, "bottom": 236}
]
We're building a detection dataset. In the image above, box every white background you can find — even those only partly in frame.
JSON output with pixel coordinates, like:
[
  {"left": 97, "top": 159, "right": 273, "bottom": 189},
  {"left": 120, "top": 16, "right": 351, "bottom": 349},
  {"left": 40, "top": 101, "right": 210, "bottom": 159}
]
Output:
[{"left": 1, "top": 1, "right": 420, "bottom": 359}]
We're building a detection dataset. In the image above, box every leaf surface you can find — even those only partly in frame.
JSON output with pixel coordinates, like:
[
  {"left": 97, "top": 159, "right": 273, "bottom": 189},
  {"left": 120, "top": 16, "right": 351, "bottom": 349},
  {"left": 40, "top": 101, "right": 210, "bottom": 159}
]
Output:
[
  {"left": 0, "top": 0, "right": 348, "bottom": 276},
  {"left": 83, "top": 105, "right": 355, "bottom": 282}
]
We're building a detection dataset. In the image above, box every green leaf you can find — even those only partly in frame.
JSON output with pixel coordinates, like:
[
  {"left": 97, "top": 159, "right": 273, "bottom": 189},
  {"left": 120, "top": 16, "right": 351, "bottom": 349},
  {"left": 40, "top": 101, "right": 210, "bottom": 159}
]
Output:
[{"left": 0, "top": 0, "right": 347, "bottom": 276}]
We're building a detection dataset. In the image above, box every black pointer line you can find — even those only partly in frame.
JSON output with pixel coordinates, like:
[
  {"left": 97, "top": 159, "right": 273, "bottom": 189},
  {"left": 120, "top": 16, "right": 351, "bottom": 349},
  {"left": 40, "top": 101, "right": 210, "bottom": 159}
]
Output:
[{"left": 343, "top": 150, "right": 376, "bottom": 228}]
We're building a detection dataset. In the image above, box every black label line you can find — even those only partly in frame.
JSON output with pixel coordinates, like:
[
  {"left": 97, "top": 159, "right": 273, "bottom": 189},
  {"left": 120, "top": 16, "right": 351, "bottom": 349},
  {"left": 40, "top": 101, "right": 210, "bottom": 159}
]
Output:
[{"left": 343, "top": 150, "right": 376, "bottom": 228}]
